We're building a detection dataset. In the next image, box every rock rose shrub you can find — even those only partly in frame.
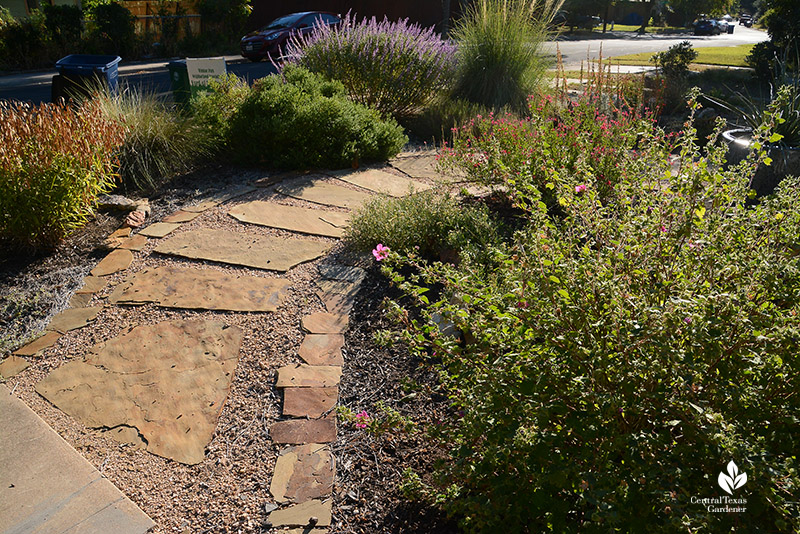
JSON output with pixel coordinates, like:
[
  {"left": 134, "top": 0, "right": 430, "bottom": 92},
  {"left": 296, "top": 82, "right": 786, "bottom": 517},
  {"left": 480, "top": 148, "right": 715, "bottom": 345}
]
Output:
[{"left": 378, "top": 91, "right": 800, "bottom": 532}]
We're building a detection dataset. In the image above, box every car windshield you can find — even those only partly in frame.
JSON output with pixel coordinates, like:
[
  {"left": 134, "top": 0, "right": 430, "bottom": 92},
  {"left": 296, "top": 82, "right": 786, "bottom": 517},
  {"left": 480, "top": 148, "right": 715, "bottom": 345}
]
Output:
[{"left": 261, "top": 13, "right": 303, "bottom": 31}]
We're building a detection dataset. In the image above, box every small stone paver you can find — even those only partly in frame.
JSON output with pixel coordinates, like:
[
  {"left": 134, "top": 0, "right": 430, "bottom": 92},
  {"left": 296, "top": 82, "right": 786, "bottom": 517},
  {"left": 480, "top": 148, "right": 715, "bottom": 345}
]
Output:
[
  {"left": 109, "top": 266, "right": 291, "bottom": 312},
  {"left": 46, "top": 307, "right": 101, "bottom": 334},
  {"left": 118, "top": 234, "right": 148, "bottom": 251},
  {"left": 138, "top": 222, "right": 181, "bottom": 238},
  {"left": 103, "top": 227, "right": 132, "bottom": 249},
  {"left": 229, "top": 201, "right": 350, "bottom": 238},
  {"left": 270, "top": 444, "right": 334, "bottom": 504},
  {"left": 0, "top": 355, "right": 29, "bottom": 378},
  {"left": 75, "top": 276, "right": 106, "bottom": 294},
  {"left": 276, "top": 364, "right": 342, "bottom": 388},
  {"left": 268, "top": 499, "right": 332, "bottom": 528},
  {"left": 317, "top": 292, "right": 356, "bottom": 315},
  {"left": 154, "top": 229, "right": 330, "bottom": 272},
  {"left": 270, "top": 418, "right": 336, "bottom": 445},
  {"left": 68, "top": 292, "right": 93, "bottom": 308},
  {"left": 36, "top": 319, "right": 243, "bottom": 465},
  {"left": 12, "top": 331, "right": 61, "bottom": 356},
  {"left": 301, "top": 312, "right": 349, "bottom": 334},
  {"left": 298, "top": 334, "right": 344, "bottom": 366},
  {"left": 161, "top": 210, "right": 200, "bottom": 223},
  {"left": 318, "top": 264, "right": 366, "bottom": 284},
  {"left": 283, "top": 387, "right": 338, "bottom": 418},
  {"left": 329, "top": 168, "right": 431, "bottom": 197},
  {"left": 90, "top": 249, "right": 134, "bottom": 276},
  {"left": 276, "top": 177, "right": 373, "bottom": 210},
  {"left": 0, "top": 384, "right": 155, "bottom": 534}
]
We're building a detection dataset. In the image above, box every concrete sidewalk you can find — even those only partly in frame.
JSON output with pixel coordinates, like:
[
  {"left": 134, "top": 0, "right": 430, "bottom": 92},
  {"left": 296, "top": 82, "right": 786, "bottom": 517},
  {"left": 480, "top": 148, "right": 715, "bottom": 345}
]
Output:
[{"left": 0, "top": 385, "right": 154, "bottom": 534}]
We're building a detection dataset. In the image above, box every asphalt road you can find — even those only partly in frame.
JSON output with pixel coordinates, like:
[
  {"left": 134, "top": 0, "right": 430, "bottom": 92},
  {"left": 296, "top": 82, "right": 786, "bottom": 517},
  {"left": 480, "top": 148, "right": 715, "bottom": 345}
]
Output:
[
  {"left": 547, "top": 25, "right": 769, "bottom": 70},
  {"left": 0, "top": 25, "right": 770, "bottom": 104},
  {"left": 0, "top": 55, "right": 277, "bottom": 104}
]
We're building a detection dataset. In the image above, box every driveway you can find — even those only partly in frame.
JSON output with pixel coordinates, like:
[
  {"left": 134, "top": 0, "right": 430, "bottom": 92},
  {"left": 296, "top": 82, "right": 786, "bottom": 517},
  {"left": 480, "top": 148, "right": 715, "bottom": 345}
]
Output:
[{"left": 545, "top": 25, "right": 769, "bottom": 70}]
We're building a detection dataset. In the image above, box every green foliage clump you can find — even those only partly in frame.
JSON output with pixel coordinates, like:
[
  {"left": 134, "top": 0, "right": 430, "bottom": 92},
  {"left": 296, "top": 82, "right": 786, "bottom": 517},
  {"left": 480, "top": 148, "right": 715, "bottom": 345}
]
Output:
[
  {"left": 191, "top": 73, "right": 251, "bottom": 150},
  {"left": 651, "top": 40, "right": 697, "bottom": 78},
  {"left": 346, "top": 189, "right": 500, "bottom": 263},
  {"left": 450, "top": 0, "right": 563, "bottom": 112},
  {"left": 379, "top": 92, "right": 800, "bottom": 532},
  {"left": 227, "top": 65, "right": 407, "bottom": 169},
  {"left": 94, "top": 86, "right": 212, "bottom": 192},
  {"left": 0, "top": 101, "right": 124, "bottom": 248},
  {"left": 86, "top": 2, "right": 137, "bottom": 57}
]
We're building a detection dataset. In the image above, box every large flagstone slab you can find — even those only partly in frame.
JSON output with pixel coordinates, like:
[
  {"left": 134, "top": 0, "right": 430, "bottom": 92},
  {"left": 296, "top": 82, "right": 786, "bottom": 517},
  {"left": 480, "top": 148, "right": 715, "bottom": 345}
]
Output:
[
  {"left": 276, "top": 178, "right": 373, "bottom": 209},
  {"left": 329, "top": 168, "right": 430, "bottom": 197},
  {"left": 154, "top": 229, "right": 329, "bottom": 272},
  {"left": 390, "top": 152, "right": 456, "bottom": 181},
  {"left": 270, "top": 444, "right": 334, "bottom": 504},
  {"left": 109, "top": 266, "right": 291, "bottom": 312},
  {"left": 228, "top": 201, "right": 349, "bottom": 238},
  {"left": 35, "top": 319, "right": 243, "bottom": 465}
]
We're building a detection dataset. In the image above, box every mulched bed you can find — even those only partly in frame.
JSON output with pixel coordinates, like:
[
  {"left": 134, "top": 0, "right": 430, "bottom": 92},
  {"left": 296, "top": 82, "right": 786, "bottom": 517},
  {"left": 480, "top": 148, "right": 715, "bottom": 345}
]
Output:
[{"left": 0, "top": 163, "right": 461, "bottom": 534}]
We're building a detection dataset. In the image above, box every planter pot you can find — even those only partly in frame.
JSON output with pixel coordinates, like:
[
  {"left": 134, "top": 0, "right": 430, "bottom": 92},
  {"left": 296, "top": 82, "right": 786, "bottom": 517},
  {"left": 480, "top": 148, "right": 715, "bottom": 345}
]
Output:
[{"left": 723, "top": 128, "right": 800, "bottom": 197}]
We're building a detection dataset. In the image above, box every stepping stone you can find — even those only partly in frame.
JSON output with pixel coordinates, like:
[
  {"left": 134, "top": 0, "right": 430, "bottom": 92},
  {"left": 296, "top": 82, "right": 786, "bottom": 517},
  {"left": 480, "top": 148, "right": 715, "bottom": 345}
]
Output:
[
  {"left": 390, "top": 152, "right": 457, "bottom": 181},
  {"left": 119, "top": 234, "right": 148, "bottom": 251},
  {"left": 69, "top": 292, "right": 93, "bottom": 308},
  {"left": 0, "top": 355, "right": 29, "bottom": 378},
  {"left": 330, "top": 168, "right": 431, "bottom": 197},
  {"left": 0, "top": 384, "right": 155, "bottom": 534},
  {"left": 255, "top": 170, "right": 311, "bottom": 187},
  {"left": 316, "top": 279, "right": 361, "bottom": 298},
  {"left": 268, "top": 499, "right": 332, "bottom": 528},
  {"left": 298, "top": 334, "right": 344, "bottom": 366},
  {"left": 154, "top": 229, "right": 329, "bottom": 272},
  {"left": 103, "top": 227, "right": 131, "bottom": 249},
  {"left": 276, "top": 364, "right": 342, "bottom": 388},
  {"left": 317, "top": 292, "right": 356, "bottom": 315},
  {"left": 161, "top": 210, "right": 200, "bottom": 223},
  {"left": 276, "top": 177, "right": 373, "bottom": 209},
  {"left": 13, "top": 331, "right": 61, "bottom": 356},
  {"left": 76, "top": 276, "right": 106, "bottom": 294},
  {"left": 36, "top": 319, "right": 243, "bottom": 465},
  {"left": 138, "top": 222, "right": 181, "bottom": 238},
  {"left": 270, "top": 417, "right": 336, "bottom": 444},
  {"left": 270, "top": 444, "right": 334, "bottom": 504},
  {"left": 229, "top": 201, "right": 350, "bottom": 238},
  {"left": 109, "top": 266, "right": 291, "bottom": 312},
  {"left": 283, "top": 387, "right": 338, "bottom": 418},
  {"left": 90, "top": 249, "right": 134, "bottom": 276},
  {"left": 318, "top": 263, "right": 366, "bottom": 284},
  {"left": 301, "top": 312, "right": 349, "bottom": 334},
  {"left": 183, "top": 185, "right": 257, "bottom": 213},
  {"left": 46, "top": 307, "right": 101, "bottom": 333}
]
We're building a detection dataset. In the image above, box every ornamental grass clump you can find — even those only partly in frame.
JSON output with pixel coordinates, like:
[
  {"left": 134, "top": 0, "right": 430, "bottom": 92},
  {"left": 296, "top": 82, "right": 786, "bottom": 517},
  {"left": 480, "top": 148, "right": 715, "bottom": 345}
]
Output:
[
  {"left": 378, "top": 90, "right": 800, "bottom": 531},
  {"left": 450, "top": 0, "right": 563, "bottom": 112},
  {"left": 285, "top": 13, "right": 456, "bottom": 120},
  {"left": 0, "top": 100, "right": 124, "bottom": 248}
]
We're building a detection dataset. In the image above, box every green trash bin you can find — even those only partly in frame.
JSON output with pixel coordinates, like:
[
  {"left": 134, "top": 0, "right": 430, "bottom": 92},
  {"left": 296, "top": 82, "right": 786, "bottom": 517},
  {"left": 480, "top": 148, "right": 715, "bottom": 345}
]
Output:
[{"left": 168, "top": 59, "right": 190, "bottom": 107}]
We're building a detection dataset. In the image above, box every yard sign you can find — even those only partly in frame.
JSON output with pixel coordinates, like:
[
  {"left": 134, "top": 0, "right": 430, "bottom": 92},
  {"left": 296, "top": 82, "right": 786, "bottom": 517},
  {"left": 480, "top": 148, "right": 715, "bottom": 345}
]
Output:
[{"left": 186, "top": 57, "right": 227, "bottom": 98}]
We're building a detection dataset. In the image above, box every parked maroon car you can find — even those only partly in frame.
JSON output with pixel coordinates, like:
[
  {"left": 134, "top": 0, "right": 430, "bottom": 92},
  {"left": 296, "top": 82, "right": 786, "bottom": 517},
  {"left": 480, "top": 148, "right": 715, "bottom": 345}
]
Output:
[{"left": 240, "top": 11, "right": 340, "bottom": 62}]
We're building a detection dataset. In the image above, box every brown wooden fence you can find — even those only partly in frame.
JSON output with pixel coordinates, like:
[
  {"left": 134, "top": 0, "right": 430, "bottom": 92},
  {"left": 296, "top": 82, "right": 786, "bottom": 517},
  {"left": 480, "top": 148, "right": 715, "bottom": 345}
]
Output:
[{"left": 124, "top": 0, "right": 201, "bottom": 37}]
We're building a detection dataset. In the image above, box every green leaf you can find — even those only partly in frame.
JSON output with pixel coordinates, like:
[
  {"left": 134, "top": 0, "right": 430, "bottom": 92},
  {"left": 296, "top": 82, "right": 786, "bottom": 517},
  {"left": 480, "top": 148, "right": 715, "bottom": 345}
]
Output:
[{"left": 557, "top": 289, "right": 569, "bottom": 299}]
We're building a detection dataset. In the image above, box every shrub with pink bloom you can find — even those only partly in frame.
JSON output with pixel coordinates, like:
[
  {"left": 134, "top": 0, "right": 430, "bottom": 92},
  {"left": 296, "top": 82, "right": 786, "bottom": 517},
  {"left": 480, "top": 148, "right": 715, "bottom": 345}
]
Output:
[{"left": 372, "top": 243, "right": 390, "bottom": 261}]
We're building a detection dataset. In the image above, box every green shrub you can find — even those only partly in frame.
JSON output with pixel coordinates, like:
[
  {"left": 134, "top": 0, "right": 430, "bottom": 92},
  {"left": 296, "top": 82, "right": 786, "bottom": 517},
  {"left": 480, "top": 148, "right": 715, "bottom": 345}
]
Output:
[
  {"left": 379, "top": 92, "right": 800, "bottom": 532},
  {"left": 86, "top": 2, "right": 137, "bottom": 58},
  {"left": 0, "top": 11, "right": 49, "bottom": 70},
  {"left": 651, "top": 40, "right": 697, "bottom": 79},
  {"left": 0, "top": 101, "right": 124, "bottom": 248},
  {"left": 403, "top": 96, "right": 492, "bottom": 142},
  {"left": 95, "top": 86, "right": 213, "bottom": 192},
  {"left": 43, "top": 4, "right": 83, "bottom": 51},
  {"left": 346, "top": 189, "right": 500, "bottom": 263},
  {"left": 191, "top": 73, "right": 251, "bottom": 150},
  {"left": 286, "top": 13, "right": 456, "bottom": 120},
  {"left": 227, "top": 65, "right": 407, "bottom": 169},
  {"left": 450, "top": 0, "right": 563, "bottom": 112}
]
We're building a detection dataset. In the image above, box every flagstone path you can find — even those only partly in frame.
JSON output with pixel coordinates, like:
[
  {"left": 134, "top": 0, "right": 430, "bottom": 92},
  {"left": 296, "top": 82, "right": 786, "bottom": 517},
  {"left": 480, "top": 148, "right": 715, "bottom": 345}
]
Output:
[{"left": 0, "top": 152, "right": 449, "bottom": 533}]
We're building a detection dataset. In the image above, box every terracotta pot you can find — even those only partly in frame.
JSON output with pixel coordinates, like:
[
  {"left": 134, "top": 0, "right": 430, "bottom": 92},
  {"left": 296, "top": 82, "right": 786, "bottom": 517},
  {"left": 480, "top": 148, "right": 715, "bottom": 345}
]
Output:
[{"left": 723, "top": 128, "right": 800, "bottom": 197}]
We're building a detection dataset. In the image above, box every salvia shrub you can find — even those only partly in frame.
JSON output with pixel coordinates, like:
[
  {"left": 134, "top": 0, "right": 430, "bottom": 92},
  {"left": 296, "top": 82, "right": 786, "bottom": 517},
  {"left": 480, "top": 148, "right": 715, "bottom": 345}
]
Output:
[
  {"left": 227, "top": 65, "right": 407, "bottom": 169},
  {"left": 376, "top": 89, "right": 800, "bottom": 531},
  {"left": 0, "top": 101, "right": 124, "bottom": 248},
  {"left": 285, "top": 12, "right": 455, "bottom": 120}
]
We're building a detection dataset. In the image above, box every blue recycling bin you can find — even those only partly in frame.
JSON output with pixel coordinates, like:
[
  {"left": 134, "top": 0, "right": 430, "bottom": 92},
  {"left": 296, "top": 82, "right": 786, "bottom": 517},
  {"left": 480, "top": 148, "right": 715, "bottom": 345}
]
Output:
[{"left": 52, "top": 54, "right": 122, "bottom": 102}]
